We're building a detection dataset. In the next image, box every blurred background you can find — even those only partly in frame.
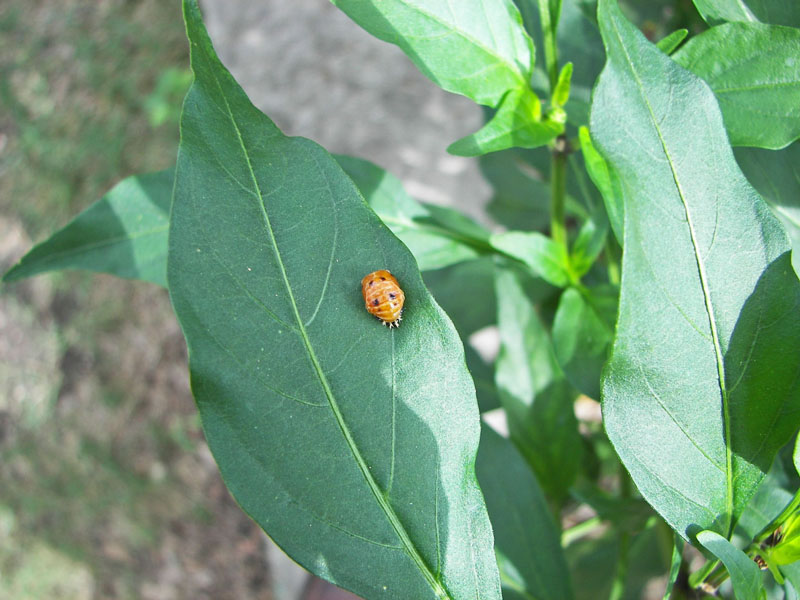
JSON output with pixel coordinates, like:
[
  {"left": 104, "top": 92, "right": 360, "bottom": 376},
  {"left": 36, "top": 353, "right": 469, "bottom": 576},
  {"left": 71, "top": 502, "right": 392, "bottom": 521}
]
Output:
[{"left": 0, "top": 1, "right": 690, "bottom": 598}]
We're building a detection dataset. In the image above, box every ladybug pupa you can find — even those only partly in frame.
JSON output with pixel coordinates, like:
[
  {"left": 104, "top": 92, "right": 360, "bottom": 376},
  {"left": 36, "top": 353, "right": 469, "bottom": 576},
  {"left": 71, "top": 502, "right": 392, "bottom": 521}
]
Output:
[{"left": 361, "top": 270, "right": 405, "bottom": 328}]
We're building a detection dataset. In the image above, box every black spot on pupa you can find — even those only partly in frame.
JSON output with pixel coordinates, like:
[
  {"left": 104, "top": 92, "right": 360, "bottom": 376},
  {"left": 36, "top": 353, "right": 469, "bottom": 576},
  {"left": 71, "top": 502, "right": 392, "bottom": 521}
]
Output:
[
  {"left": 380, "top": 277, "right": 386, "bottom": 281},
  {"left": 389, "top": 292, "right": 396, "bottom": 299},
  {"left": 369, "top": 280, "right": 374, "bottom": 287},
  {"left": 373, "top": 299, "right": 379, "bottom": 306}
]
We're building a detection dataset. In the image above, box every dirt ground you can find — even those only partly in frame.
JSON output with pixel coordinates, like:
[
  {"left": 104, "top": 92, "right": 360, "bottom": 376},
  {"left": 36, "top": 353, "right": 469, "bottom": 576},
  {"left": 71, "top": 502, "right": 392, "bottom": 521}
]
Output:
[{"left": 0, "top": 1, "right": 487, "bottom": 598}]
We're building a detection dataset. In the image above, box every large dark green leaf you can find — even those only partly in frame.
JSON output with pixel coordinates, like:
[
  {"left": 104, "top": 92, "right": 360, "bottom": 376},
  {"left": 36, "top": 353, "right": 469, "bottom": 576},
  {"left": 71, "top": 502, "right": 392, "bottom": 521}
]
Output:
[
  {"left": 494, "top": 267, "right": 581, "bottom": 503},
  {"left": 335, "top": 155, "right": 491, "bottom": 271},
  {"left": 330, "top": 0, "right": 535, "bottom": 108},
  {"left": 592, "top": 0, "right": 800, "bottom": 539},
  {"left": 735, "top": 143, "right": 800, "bottom": 276},
  {"left": 696, "top": 531, "right": 765, "bottom": 599},
  {"left": 674, "top": 23, "right": 800, "bottom": 150},
  {"left": 476, "top": 424, "right": 574, "bottom": 600},
  {"left": 2, "top": 169, "right": 173, "bottom": 286},
  {"left": 168, "top": 2, "right": 501, "bottom": 598}
]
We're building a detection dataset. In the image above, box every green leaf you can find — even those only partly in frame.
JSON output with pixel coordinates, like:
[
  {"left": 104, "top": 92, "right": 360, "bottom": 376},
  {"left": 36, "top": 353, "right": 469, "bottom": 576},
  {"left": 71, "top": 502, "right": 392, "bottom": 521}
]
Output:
[
  {"left": 735, "top": 143, "right": 800, "bottom": 277},
  {"left": 552, "top": 62, "right": 574, "bottom": 108},
  {"left": 335, "top": 154, "right": 491, "bottom": 271},
  {"left": 592, "top": 0, "right": 800, "bottom": 539},
  {"left": 169, "top": 2, "right": 502, "bottom": 599},
  {"left": 481, "top": 144, "right": 598, "bottom": 233},
  {"left": 494, "top": 267, "right": 582, "bottom": 503},
  {"left": 662, "top": 534, "right": 684, "bottom": 600},
  {"left": 448, "top": 88, "right": 562, "bottom": 156},
  {"left": 673, "top": 23, "right": 800, "bottom": 149},
  {"left": 476, "top": 424, "right": 574, "bottom": 600},
  {"left": 331, "top": 0, "right": 535, "bottom": 108},
  {"left": 744, "top": 0, "right": 800, "bottom": 26},
  {"left": 480, "top": 148, "right": 552, "bottom": 231},
  {"left": 552, "top": 285, "right": 617, "bottom": 400},
  {"left": 696, "top": 531, "right": 765, "bottom": 600},
  {"left": 570, "top": 206, "right": 609, "bottom": 278},
  {"left": 692, "top": 0, "right": 800, "bottom": 26},
  {"left": 2, "top": 169, "right": 173, "bottom": 286},
  {"left": 490, "top": 231, "right": 572, "bottom": 287},
  {"left": 795, "top": 433, "right": 800, "bottom": 477},
  {"left": 423, "top": 258, "right": 500, "bottom": 413},
  {"left": 655, "top": 28, "right": 688, "bottom": 54},
  {"left": 691, "top": 0, "right": 759, "bottom": 25},
  {"left": 735, "top": 456, "right": 795, "bottom": 540},
  {"left": 578, "top": 126, "right": 623, "bottom": 243}
]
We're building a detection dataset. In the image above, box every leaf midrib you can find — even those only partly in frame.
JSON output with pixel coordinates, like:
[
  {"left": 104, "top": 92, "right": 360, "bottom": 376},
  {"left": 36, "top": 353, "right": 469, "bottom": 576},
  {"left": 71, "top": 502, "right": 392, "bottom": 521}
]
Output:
[
  {"left": 606, "top": 9, "right": 735, "bottom": 531},
  {"left": 205, "top": 67, "right": 451, "bottom": 599}
]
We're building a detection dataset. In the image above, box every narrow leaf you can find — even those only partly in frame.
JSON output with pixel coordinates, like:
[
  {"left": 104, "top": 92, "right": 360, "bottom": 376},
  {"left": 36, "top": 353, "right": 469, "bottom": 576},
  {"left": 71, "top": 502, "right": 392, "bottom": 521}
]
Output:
[
  {"left": 570, "top": 205, "right": 609, "bottom": 278},
  {"left": 495, "top": 267, "right": 582, "bottom": 503},
  {"left": 552, "top": 285, "right": 617, "bottom": 400},
  {"left": 655, "top": 29, "right": 688, "bottom": 54},
  {"left": 2, "top": 169, "right": 173, "bottom": 286},
  {"left": 336, "top": 154, "right": 490, "bottom": 270},
  {"left": 592, "top": 0, "right": 800, "bottom": 539},
  {"left": 674, "top": 23, "right": 800, "bottom": 149},
  {"left": 662, "top": 534, "right": 684, "bottom": 600},
  {"left": 169, "top": 2, "right": 502, "bottom": 598},
  {"left": 552, "top": 62, "right": 574, "bottom": 108},
  {"left": 735, "top": 143, "right": 800, "bottom": 276},
  {"left": 448, "top": 89, "right": 562, "bottom": 157},
  {"left": 696, "top": 531, "right": 765, "bottom": 600},
  {"left": 331, "top": 0, "right": 535, "bottom": 107},
  {"left": 476, "top": 424, "right": 574, "bottom": 600},
  {"left": 490, "top": 231, "right": 571, "bottom": 287},
  {"left": 578, "top": 126, "right": 623, "bottom": 243}
]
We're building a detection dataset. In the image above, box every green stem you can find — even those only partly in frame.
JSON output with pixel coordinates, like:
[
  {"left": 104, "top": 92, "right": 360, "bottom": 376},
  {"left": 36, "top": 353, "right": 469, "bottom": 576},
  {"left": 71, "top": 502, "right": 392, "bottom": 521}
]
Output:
[
  {"left": 608, "top": 469, "right": 632, "bottom": 600},
  {"left": 550, "top": 139, "right": 568, "bottom": 252},
  {"left": 688, "top": 558, "right": 720, "bottom": 589},
  {"left": 538, "top": 0, "right": 559, "bottom": 91},
  {"left": 562, "top": 515, "right": 604, "bottom": 547}
]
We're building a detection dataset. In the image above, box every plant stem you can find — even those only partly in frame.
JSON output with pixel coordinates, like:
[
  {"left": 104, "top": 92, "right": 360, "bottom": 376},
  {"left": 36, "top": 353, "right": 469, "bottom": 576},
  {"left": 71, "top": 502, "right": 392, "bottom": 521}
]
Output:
[
  {"left": 538, "top": 0, "right": 559, "bottom": 91},
  {"left": 550, "top": 137, "right": 568, "bottom": 252},
  {"left": 688, "top": 558, "right": 720, "bottom": 589},
  {"left": 562, "top": 515, "right": 604, "bottom": 547}
]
